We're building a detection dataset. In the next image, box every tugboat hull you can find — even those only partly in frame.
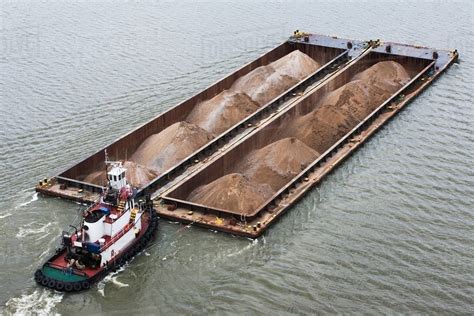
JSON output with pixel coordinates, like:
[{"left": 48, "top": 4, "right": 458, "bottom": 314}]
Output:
[{"left": 34, "top": 210, "right": 158, "bottom": 292}]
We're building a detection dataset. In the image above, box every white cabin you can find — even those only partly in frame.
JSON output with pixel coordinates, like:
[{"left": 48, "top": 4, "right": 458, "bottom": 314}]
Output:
[{"left": 107, "top": 164, "right": 127, "bottom": 190}]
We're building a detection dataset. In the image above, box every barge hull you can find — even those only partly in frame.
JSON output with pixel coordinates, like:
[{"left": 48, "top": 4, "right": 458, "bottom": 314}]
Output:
[{"left": 159, "top": 41, "right": 458, "bottom": 237}]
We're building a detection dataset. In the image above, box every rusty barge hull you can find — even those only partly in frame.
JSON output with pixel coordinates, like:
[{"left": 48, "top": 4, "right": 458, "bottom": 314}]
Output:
[{"left": 36, "top": 33, "right": 458, "bottom": 238}]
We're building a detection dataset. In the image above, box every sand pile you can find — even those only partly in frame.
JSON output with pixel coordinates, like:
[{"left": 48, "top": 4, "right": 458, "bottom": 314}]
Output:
[
  {"left": 121, "top": 161, "right": 160, "bottom": 187},
  {"left": 236, "top": 137, "right": 320, "bottom": 191},
  {"left": 131, "top": 121, "right": 214, "bottom": 172},
  {"left": 186, "top": 138, "right": 319, "bottom": 213},
  {"left": 182, "top": 61, "right": 410, "bottom": 215},
  {"left": 187, "top": 173, "right": 274, "bottom": 214},
  {"left": 84, "top": 170, "right": 107, "bottom": 186},
  {"left": 283, "top": 61, "right": 411, "bottom": 153},
  {"left": 272, "top": 50, "right": 322, "bottom": 80},
  {"left": 231, "top": 66, "right": 297, "bottom": 105},
  {"left": 232, "top": 50, "right": 320, "bottom": 105},
  {"left": 187, "top": 91, "right": 259, "bottom": 135},
  {"left": 186, "top": 50, "right": 320, "bottom": 134},
  {"left": 83, "top": 161, "right": 159, "bottom": 188}
]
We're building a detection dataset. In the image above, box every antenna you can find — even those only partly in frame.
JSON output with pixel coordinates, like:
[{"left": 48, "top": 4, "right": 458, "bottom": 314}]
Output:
[{"left": 105, "top": 149, "right": 109, "bottom": 187}]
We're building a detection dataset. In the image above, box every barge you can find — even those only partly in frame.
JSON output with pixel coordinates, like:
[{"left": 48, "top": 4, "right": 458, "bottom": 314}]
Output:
[{"left": 36, "top": 32, "right": 458, "bottom": 238}]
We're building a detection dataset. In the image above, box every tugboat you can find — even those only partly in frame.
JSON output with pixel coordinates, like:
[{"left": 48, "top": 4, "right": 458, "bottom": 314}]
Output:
[{"left": 34, "top": 157, "right": 158, "bottom": 292}]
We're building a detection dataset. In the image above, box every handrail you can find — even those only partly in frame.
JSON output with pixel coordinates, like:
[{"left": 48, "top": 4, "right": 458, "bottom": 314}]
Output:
[
  {"left": 100, "top": 208, "right": 146, "bottom": 251},
  {"left": 100, "top": 222, "right": 133, "bottom": 252}
]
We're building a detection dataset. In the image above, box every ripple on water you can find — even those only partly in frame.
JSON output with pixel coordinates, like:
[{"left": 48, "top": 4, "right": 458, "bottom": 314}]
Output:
[
  {"left": 4, "top": 289, "right": 63, "bottom": 316},
  {"left": 1, "top": 0, "right": 473, "bottom": 314}
]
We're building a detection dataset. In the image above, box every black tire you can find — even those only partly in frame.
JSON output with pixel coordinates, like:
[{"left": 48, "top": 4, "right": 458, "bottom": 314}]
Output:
[
  {"left": 35, "top": 274, "right": 43, "bottom": 284},
  {"left": 47, "top": 279, "right": 56, "bottom": 289},
  {"left": 73, "top": 282, "right": 82, "bottom": 291},
  {"left": 64, "top": 283, "right": 73, "bottom": 292},
  {"left": 41, "top": 277, "right": 50, "bottom": 286},
  {"left": 81, "top": 281, "right": 91, "bottom": 290},
  {"left": 55, "top": 281, "right": 65, "bottom": 291},
  {"left": 34, "top": 270, "right": 42, "bottom": 278}
]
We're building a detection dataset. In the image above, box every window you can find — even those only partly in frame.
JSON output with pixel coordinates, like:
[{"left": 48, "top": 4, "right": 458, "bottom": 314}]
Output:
[{"left": 114, "top": 175, "right": 117, "bottom": 181}]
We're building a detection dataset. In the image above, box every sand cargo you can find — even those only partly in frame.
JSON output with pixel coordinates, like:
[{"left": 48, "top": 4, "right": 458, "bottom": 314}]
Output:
[{"left": 36, "top": 33, "right": 458, "bottom": 237}]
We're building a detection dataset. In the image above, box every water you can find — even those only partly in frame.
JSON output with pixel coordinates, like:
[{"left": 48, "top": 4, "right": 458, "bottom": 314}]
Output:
[{"left": 1, "top": 1, "right": 473, "bottom": 314}]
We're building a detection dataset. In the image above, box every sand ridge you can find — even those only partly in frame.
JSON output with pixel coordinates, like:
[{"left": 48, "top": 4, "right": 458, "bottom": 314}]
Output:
[
  {"left": 236, "top": 137, "right": 320, "bottom": 191},
  {"left": 84, "top": 121, "right": 213, "bottom": 188},
  {"left": 187, "top": 173, "right": 274, "bottom": 215},
  {"left": 188, "top": 137, "right": 321, "bottom": 213},
  {"left": 231, "top": 66, "right": 299, "bottom": 106},
  {"left": 187, "top": 61, "right": 411, "bottom": 214},
  {"left": 84, "top": 50, "right": 321, "bottom": 187},
  {"left": 187, "top": 91, "right": 259, "bottom": 135},
  {"left": 131, "top": 121, "right": 214, "bottom": 172},
  {"left": 231, "top": 50, "right": 320, "bottom": 106},
  {"left": 283, "top": 61, "right": 411, "bottom": 153}
]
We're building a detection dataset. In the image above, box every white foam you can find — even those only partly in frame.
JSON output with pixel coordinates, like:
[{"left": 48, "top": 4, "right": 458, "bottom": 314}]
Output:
[
  {"left": 226, "top": 238, "right": 259, "bottom": 258},
  {"left": 5, "top": 289, "right": 63, "bottom": 315},
  {"left": 96, "top": 265, "right": 127, "bottom": 297},
  {"left": 16, "top": 222, "right": 54, "bottom": 239},
  {"left": 0, "top": 212, "right": 12, "bottom": 219},
  {"left": 16, "top": 192, "right": 39, "bottom": 209},
  {"left": 111, "top": 277, "right": 129, "bottom": 288}
]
